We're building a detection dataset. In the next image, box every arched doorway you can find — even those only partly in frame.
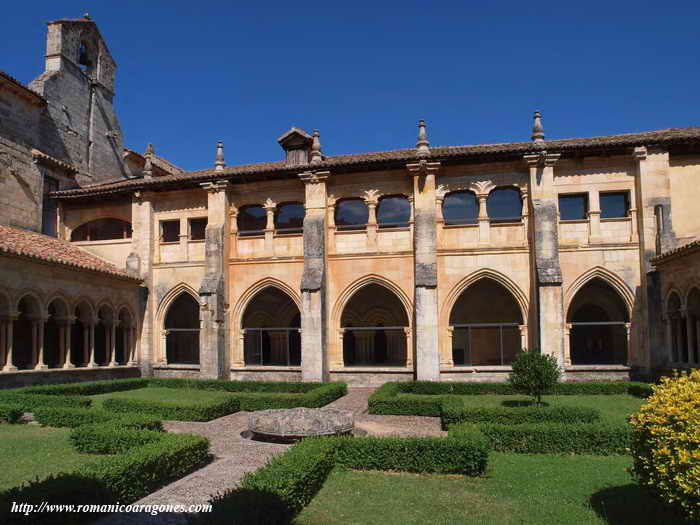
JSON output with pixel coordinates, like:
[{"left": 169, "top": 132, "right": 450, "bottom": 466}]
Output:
[
  {"left": 13, "top": 295, "right": 42, "bottom": 369},
  {"left": 341, "top": 283, "right": 409, "bottom": 366},
  {"left": 242, "top": 287, "right": 301, "bottom": 366},
  {"left": 449, "top": 279, "right": 523, "bottom": 366},
  {"left": 164, "top": 293, "right": 200, "bottom": 365},
  {"left": 568, "top": 278, "right": 629, "bottom": 365}
]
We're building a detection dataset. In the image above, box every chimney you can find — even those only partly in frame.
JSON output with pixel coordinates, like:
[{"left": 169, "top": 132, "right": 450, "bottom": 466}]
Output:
[{"left": 277, "top": 127, "right": 313, "bottom": 166}]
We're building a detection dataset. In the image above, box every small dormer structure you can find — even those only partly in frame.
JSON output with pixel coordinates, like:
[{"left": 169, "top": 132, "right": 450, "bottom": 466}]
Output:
[{"left": 278, "top": 127, "right": 313, "bottom": 166}]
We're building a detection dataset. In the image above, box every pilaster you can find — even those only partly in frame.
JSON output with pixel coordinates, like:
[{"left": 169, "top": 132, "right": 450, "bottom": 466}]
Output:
[{"left": 299, "top": 171, "right": 330, "bottom": 382}]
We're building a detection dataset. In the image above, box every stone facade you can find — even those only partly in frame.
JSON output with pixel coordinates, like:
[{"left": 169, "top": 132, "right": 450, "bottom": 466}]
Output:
[{"left": 1, "top": 16, "right": 699, "bottom": 387}]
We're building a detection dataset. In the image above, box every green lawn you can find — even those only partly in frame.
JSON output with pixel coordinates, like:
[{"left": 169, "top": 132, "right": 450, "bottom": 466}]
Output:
[
  {"left": 453, "top": 394, "right": 644, "bottom": 424},
  {"left": 89, "top": 387, "right": 232, "bottom": 409},
  {"left": 296, "top": 453, "right": 690, "bottom": 525},
  {"left": 0, "top": 424, "right": 97, "bottom": 491}
]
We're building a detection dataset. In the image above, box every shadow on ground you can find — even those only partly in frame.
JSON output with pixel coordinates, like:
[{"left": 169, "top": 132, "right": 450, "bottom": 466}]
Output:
[{"left": 589, "top": 484, "right": 691, "bottom": 525}]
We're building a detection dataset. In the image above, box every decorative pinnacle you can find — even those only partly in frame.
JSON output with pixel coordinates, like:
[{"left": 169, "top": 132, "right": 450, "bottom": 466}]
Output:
[
  {"left": 310, "top": 130, "right": 322, "bottom": 164},
  {"left": 143, "top": 143, "right": 153, "bottom": 179},
  {"left": 215, "top": 141, "right": 225, "bottom": 171},
  {"left": 531, "top": 111, "right": 545, "bottom": 144},
  {"left": 83, "top": 13, "right": 91, "bottom": 20},
  {"left": 416, "top": 119, "right": 430, "bottom": 158}
]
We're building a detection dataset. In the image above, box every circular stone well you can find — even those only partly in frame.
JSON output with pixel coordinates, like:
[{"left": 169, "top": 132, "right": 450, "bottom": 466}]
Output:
[{"left": 247, "top": 407, "right": 354, "bottom": 443}]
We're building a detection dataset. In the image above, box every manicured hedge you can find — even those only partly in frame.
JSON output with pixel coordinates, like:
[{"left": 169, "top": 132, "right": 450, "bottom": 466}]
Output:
[
  {"left": 368, "top": 383, "right": 445, "bottom": 416},
  {"left": 148, "top": 377, "right": 319, "bottom": 393},
  {"left": 440, "top": 396, "right": 600, "bottom": 429},
  {"left": 32, "top": 406, "right": 161, "bottom": 430},
  {"left": 20, "top": 378, "right": 149, "bottom": 396},
  {"left": 70, "top": 423, "right": 164, "bottom": 454},
  {"left": 102, "top": 395, "right": 240, "bottom": 421},
  {"left": 451, "top": 422, "right": 630, "bottom": 455},
  {"left": 391, "top": 380, "right": 653, "bottom": 397},
  {"left": 0, "top": 392, "right": 91, "bottom": 411},
  {"left": 335, "top": 435, "right": 489, "bottom": 475},
  {"left": 0, "top": 403, "right": 23, "bottom": 424}
]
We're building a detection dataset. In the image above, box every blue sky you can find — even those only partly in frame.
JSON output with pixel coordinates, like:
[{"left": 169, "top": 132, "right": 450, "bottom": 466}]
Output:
[{"left": 4, "top": 1, "right": 699, "bottom": 171}]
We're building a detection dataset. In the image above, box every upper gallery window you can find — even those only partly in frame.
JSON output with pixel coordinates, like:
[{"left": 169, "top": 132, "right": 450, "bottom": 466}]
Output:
[
  {"left": 335, "top": 199, "right": 369, "bottom": 230},
  {"left": 71, "top": 218, "right": 132, "bottom": 242},
  {"left": 160, "top": 219, "right": 180, "bottom": 243},
  {"left": 238, "top": 205, "right": 267, "bottom": 236},
  {"left": 274, "top": 202, "right": 305, "bottom": 233},
  {"left": 559, "top": 193, "right": 589, "bottom": 221},
  {"left": 188, "top": 218, "right": 207, "bottom": 241},
  {"left": 487, "top": 187, "right": 522, "bottom": 223},
  {"left": 377, "top": 195, "right": 410, "bottom": 228},
  {"left": 442, "top": 191, "right": 478, "bottom": 225},
  {"left": 600, "top": 192, "right": 630, "bottom": 219}
]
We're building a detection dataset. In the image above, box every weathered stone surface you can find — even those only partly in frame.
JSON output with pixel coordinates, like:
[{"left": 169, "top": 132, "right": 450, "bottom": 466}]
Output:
[{"left": 248, "top": 407, "right": 354, "bottom": 440}]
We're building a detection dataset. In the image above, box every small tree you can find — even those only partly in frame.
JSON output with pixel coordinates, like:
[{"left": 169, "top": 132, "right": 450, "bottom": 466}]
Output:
[{"left": 508, "top": 350, "right": 562, "bottom": 406}]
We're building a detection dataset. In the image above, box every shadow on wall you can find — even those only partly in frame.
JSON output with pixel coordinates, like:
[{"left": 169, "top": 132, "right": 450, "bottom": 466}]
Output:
[{"left": 589, "top": 484, "right": 692, "bottom": 525}]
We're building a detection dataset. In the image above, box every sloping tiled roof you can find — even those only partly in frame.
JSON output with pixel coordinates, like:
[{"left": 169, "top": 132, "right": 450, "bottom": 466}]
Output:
[
  {"left": 52, "top": 126, "right": 700, "bottom": 200},
  {"left": 652, "top": 239, "right": 700, "bottom": 265},
  {"left": 0, "top": 71, "right": 47, "bottom": 106},
  {"left": 0, "top": 225, "right": 140, "bottom": 281}
]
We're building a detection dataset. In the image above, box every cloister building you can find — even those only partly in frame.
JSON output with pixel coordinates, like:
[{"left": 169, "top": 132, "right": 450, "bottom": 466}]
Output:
[{"left": 1, "top": 16, "right": 699, "bottom": 387}]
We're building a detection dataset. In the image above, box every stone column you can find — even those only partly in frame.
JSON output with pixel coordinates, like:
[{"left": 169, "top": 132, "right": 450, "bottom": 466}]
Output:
[
  {"left": 477, "top": 193, "right": 490, "bottom": 244},
  {"left": 3, "top": 314, "right": 17, "bottom": 371},
  {"left": 407, "top": 160, "right": 441, "bottom": 381},
  {"left": 199, "top": 181, "right": 230, "bottom": 380},
  {"left": 129, "top": 326, "right": 138, "bottom": 365},
  {"left": 127, "top": 191, "right": 154, "bottom": 375},
  {"left": 229, "top": 206, "right": 239, "bottom": 259},
  {"left": 364, "top": 191, "right": 379, "bottom": 252},
  {"left": 87, "top": 320, "right": 97, "bottom": 368},
  {"left": 442, "top": 326, "right": 454, "bottom": 367},
  {"left": 521, "top": 189, "right": 529, "bottom": 239},
  {"left": 34, "top": 317, "right": 48, "bottom": 370},
  {"left": 109, "top": 322, "right": 118, "bottom": 366},
  {"left": 679, "top": 309, "right": 688, "bottom": 362},
  {"left": 63, "top": 318, "right": 74, "bottom": 368},
  {"left": 563, "top": 324, "right": 572, "bottom": 366},
  {"left": 179, "top": 216, "right": 188, "bottom": 261},
  {"left": 404, "top": 327, "right": 414, "bottom": 367},
  {"left": 519, "top": 324, "right": 529, "bottom": 353},
  {"left": 625, "top": 322, "right": 632, "bottom": 365},
  {"left": 633, "top": 146, "right": 676, "bottom": 375},
  {"left": 233, "top": 329, "right": 245, "bottom": 368},
  {"left": 0, "top": 319, "right": 5, "bottom": 369},
  {"left": 326, "top": 197, "right": 337, "bottom": 254},
  {"left": 587, "top": 189, "right": 602, "bottom": 244},
  {"left": 299, "top": 171, "right": 330, "bottom": 382},
  {"left": 524, "top": 151, "right": 565, "bottom": 365},
  {"left": 263, "top": 198, "right": 276, "bottom": 257}
]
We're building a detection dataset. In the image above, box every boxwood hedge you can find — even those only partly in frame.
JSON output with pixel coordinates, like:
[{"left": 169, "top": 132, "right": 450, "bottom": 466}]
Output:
[{"left": 101, "top": 395, "right": 240, "bottom": 422}]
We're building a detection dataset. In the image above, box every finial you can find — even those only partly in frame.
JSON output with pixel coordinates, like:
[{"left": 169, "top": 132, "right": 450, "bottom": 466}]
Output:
[
  {"left": 215, "top": 141, "right": 225, "bottom": 171},
  {"left": 83, "top": 13, "right": 92, "bottom": 20},
  {"left": 310, "top": 130, "right": 322, "bottom": 164},
  {"left": 143, "top": 143, "right": 153, "bottom": 179},
  {"left": 531, "top": 111, "right": 545, "bottom": 144},
  {"left": 416, "top": 119, "right": 430, "bottom": 158}
]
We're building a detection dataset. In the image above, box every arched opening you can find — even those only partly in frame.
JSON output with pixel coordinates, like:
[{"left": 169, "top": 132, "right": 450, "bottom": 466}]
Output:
[
  {"left": 95, "top": 305, "right": 115, "bottom": 366},
  {"left": 687, "top": 288, "right": 700, "bottom": 365},
  {"left": 116, "top": 308, "right": 134, "bottom": 365},
  {"left": 45, "top": 298, "right": 69, "bottom": 368},
  {"left": 242, "top": 287, "right": 301, "bottom": 366},
  {"left": 666, "top": 292, "right": 685, "bottom": 363},
  {"left": 487, "top": 187, "right": 521, "bottom": 223},
  {"left": 568, "top": 278, "right": 629, "bottom": 365},
  {"left": 341, "top": 283, "right": 409, "bottom": 366},
  {"left": 70, "top": 218, "right": 132, "bottom": 241},
  {"left": 12, "top": 295, "right": 42, "bottom": 369},
  {"left": 275, "top": 202, "right": 305, "bottom": 234},
  {"left": 377, "top": 195, "right": 410, "bottom": 228},
  {"left": 449, "top": 279, "right": 523, "bottom": 366},
  {"left": 335, "top": 198, "right": 368, "bottom": 231},
  {"left": 238, "top": 205, "right": 267, "bottom": 236},
  {"left": 164, "top": 293, "right": 200, "bottom": 365},
  {"left": 442, "top": 191, "right": 478, "bottom": 225},
  {"left": 72, "top": 301, "right": 93, "bottom": 367}
]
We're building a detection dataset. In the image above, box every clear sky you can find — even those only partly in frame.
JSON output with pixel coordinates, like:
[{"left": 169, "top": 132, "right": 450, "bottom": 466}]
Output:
[{"left": 4, "top": 1, "right": 699, "bottom": 171}]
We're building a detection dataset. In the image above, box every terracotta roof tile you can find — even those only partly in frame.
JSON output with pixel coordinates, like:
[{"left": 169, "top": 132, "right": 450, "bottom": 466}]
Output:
[
  {"left": 651, "top": 239, "right": 700, "bottom": 265},
  {"left": 0, "top": 71, "right": 47, "bottom": 105},
  {"left": 52, "top": 126, "right": 700, "bottom": 199},
  {"left": 0, "top": 225, "right": 140, "bottom": 281}
]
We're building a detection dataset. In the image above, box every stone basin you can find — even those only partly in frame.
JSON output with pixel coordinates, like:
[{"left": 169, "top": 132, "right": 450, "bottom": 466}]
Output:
[{"left": 248, "top": 407, "right": 354, "bottom": 443}]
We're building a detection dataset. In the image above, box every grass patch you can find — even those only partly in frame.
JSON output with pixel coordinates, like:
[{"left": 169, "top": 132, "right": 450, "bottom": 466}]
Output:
[
  {"left": 89, "top": 387, "right": 231, "bottom": 409},
  {"left": 0, "top": 425, "right": 97, "bottom": 491},
  {"left": 296, "top": 453, "right": 691, "bottom": 525},
  {"left": 456, "top": 394, "right": 643, "bottom": 424}
]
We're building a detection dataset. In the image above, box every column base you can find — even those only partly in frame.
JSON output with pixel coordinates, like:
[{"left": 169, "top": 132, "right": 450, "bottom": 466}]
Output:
[
  {"left": 88, "top": 362, "right": 99, "bottom": 368},
  {"left": 127, "top": 360, "right": 138, "bottom": 366},
  {"left": 34, "top": 364, "right": 48, "bottom": 370},
  {"left": 3, "top": 364, "right": 18, "bottom": 372},
  {"left": 108, "top": 361, "right": 118, "bottom": 367},
  {"left": 63, "top": 362, "right": 75, "bottom": 369}
]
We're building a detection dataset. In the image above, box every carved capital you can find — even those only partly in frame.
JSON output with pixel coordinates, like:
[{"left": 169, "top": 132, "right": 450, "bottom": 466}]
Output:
[
  {"left": 523, "top": 151, "right": 560, "bottom": 168},
  {"left": 406, "top": 159, "right": 441, "bottom": 176},
  {"left": 200, "top": 180, "right": 229, "bottom": 194},
  {"left": 263, "top": 197, "right": 277, "bottom": 211},
  {"left": 361, "top": 188, "right": 381, "bottom": 205},
  {"left": 633, "top": 146, "right": 648, "bottom": 161},
  {"left": 298, "top": 170, "right": 330, "bottom": 184}
]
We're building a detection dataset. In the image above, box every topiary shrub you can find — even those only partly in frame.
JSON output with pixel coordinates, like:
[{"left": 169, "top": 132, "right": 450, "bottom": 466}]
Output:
[
  {"left": 508, "top": 350, "right": 562, "bottom": 406},
  {"left": 629, "top": 370, "right": 700, "bottom": 520}
]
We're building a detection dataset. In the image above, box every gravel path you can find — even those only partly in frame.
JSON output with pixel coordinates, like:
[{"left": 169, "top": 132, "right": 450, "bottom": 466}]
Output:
[{"left": 95, "top": 387, "right": 444, "bottom": 524}]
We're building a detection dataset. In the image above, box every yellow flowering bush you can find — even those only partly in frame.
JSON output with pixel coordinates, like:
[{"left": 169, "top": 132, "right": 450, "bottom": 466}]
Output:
[{"left": 629, "top": 370, "right": 700, "bottom": 519}]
